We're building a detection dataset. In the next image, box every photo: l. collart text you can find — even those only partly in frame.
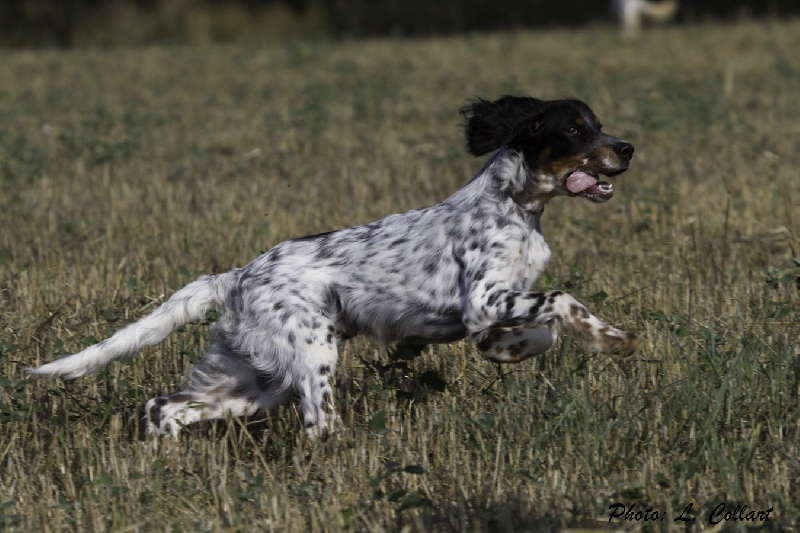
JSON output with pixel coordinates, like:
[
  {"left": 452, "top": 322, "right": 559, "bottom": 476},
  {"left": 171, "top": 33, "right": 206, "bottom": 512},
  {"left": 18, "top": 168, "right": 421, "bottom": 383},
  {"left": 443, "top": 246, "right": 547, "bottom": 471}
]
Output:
[{"left": 609, "top": 502, "right": 774, "bottom": 525}]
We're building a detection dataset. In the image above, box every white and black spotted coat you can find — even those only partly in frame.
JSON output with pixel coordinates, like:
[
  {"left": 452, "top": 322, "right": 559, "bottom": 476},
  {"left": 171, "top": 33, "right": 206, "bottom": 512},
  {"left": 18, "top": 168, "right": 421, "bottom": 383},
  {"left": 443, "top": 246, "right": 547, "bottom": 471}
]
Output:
[{"left": 222, "top": 148, "right": 550, "bottom": 368}]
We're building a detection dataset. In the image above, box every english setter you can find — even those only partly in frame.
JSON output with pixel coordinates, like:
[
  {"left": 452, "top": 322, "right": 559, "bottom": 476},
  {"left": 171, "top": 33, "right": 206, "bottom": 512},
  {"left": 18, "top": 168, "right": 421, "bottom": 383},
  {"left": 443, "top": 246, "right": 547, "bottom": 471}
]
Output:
[{"left": 29, "top": 96, "right": 637, "bottom": 437}]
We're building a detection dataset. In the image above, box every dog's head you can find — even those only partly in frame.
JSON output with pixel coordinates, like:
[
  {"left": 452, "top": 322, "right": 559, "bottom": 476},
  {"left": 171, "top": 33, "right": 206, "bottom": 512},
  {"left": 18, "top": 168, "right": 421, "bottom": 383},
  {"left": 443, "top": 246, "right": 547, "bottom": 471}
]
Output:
[{"left": 461, "top": 96, "right": 633, "bottom": 203}]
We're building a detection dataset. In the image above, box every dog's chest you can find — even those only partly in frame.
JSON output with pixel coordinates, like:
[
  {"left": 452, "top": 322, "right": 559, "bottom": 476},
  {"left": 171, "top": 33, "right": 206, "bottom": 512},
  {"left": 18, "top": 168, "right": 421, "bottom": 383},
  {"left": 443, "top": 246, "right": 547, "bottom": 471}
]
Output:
[{"left": 518, "top": 229, "right": 551, "bottom": 288}]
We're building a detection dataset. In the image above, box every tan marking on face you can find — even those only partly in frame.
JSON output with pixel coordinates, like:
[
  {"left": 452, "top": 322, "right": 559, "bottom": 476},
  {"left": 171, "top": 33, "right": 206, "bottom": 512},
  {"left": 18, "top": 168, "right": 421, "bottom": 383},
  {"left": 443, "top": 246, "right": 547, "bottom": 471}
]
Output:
[
  {"left": 541, "top": 145, "right": 627, "bottom": 181},
  {"left": 539, "top": 154, "right": 590, "bottom": 179},
  {"left": 574, "top": 118, "right": 585, "bottom": 126},
  {"left": 593, "top": 145, "right": 618, "bottom": 161},
  {"left": 590, "top": 145, "right": 627, "bottom": 172},
  {"left": 537, "top": 145, "right": 552, "bottom": 166}
]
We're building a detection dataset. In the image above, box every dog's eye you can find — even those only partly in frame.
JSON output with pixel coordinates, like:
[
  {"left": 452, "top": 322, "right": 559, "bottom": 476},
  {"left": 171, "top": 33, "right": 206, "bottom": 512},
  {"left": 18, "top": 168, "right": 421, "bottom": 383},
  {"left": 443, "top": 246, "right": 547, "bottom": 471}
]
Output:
[{"left": 566, "top": 126, "right": 580, "bottom": 135}]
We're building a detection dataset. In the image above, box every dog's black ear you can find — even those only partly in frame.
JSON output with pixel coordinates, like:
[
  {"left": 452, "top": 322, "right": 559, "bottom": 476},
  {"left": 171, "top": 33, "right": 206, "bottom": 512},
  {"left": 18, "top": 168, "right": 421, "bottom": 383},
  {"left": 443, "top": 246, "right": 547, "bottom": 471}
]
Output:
[
  {"left": 460, "top": 98, "right": 505, "bottom": 156},
  {"left": 460, "top": 96, "right": 549, "bottom": 156},
  {"left": 505, "top": 114, "right": 548, "bottom": 152}
]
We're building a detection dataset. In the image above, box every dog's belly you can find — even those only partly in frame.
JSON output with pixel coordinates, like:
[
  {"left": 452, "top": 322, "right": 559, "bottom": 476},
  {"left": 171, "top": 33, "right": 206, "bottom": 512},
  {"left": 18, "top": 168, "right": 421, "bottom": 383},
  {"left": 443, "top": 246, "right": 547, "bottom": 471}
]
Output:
[
  {"left": 395, "top": 313, "right": 467, "bottom": 344},
  {"left": 332, "top": 286, "right": 467, "bottom": 344}
]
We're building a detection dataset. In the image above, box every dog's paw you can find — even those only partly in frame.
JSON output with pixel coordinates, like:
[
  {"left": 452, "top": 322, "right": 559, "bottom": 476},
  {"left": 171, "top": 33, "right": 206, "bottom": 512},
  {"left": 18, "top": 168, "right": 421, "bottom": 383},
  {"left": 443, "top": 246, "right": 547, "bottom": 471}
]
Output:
[
  {"left": 305, "top": 423, "right": 334, "bottom": 441},
  {"left": 581, "top": 326, "right": 638, "bottom": 357},
  {"left": 607, "top": 330, "right": 638, "bottom": 358}
]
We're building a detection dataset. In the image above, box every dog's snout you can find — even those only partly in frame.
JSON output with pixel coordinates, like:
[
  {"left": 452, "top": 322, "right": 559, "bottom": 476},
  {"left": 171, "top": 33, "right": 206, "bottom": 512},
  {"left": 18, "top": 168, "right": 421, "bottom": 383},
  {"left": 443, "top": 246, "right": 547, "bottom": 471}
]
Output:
[{"left": 614, "top": 141, "right": 634, "bottom": 161}]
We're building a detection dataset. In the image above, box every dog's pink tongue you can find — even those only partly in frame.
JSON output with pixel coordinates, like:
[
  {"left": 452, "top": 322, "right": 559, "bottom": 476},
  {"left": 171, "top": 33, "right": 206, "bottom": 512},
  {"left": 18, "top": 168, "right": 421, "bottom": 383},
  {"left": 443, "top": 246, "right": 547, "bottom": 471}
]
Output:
[{"left": 566, "top": 171, "right": 597, "bottom": 193}]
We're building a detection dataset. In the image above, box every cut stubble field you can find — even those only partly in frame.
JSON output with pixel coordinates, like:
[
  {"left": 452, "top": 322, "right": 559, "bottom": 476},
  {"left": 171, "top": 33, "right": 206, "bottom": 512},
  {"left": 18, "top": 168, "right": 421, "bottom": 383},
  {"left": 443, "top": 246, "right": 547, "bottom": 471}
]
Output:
[{"left": 1, "top": 19, "right": 799, "bottom": 531}]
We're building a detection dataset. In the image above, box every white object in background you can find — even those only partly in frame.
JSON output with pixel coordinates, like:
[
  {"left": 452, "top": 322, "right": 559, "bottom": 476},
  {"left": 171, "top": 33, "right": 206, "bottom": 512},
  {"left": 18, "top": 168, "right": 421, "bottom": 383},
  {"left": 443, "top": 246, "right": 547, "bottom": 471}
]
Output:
[{"left": 612, "top": 0, "right": 678, "bottom": 34}]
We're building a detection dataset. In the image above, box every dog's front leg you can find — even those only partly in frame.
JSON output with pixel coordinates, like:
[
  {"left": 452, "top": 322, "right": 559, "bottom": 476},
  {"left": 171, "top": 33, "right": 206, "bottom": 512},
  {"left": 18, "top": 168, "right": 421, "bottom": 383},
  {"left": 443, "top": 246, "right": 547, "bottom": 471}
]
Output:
[
  {"left": 469, "top": 290, "right": 637, "bottom": 361},
  {"left": 552, "top": 292, "right": 638, "bottom": 357}
]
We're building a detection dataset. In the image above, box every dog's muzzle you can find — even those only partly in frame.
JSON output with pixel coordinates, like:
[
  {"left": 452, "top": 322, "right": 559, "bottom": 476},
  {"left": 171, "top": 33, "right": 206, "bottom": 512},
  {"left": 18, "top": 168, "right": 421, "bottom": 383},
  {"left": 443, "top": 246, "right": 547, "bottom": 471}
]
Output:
[{"left": 566, "top": 140, "right": 634, "bottom": 203}]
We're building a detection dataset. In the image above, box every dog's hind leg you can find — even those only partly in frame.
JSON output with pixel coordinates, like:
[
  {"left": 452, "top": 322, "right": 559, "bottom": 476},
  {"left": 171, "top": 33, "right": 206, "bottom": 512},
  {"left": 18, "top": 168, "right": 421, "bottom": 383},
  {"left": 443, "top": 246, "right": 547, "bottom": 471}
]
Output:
[
  {"left": 145, "top": 339, "right": 291, "bottom": 437},
  {"left": 292, "top": 322, "right": 340, "bottom": 440},
  {"left": 145, "top": 314, "right": 341, "bottom": 438}
]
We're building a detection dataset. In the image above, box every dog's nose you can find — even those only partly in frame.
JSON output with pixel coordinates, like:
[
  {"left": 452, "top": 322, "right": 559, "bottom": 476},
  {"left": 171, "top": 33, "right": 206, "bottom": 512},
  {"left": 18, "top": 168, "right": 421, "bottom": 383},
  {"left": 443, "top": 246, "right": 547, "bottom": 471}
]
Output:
[{"left": 615, "top": 141, "right": 634, "bottom": 160}]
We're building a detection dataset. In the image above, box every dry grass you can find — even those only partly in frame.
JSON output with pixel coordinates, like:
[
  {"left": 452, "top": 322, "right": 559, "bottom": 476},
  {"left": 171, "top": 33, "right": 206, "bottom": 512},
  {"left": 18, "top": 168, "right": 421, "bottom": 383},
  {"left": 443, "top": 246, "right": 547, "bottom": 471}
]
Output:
[{"left": 1, "top": 20, "right": 799, "bottom": 531}]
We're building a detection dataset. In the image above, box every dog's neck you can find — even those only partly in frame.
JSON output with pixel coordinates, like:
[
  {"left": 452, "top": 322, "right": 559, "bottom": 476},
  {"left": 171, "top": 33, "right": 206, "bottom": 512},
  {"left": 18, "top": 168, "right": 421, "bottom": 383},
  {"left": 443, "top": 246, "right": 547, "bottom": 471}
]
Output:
[
  {"left": 502, "top": 149, "right": 557, "bottom": 210},
  {"left": 526, "top": 205, "right": 544, "bottom": 235},
  {"left": 487, "top": 148, "right": 549, "bottom": 231},
  {"left": 448, "top": 148, "right": 548, "bottom": 235}
]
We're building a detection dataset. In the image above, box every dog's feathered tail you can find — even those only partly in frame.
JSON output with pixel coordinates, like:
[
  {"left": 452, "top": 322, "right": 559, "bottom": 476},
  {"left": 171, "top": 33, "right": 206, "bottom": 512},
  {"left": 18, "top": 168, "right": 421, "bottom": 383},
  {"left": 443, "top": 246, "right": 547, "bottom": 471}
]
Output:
[{"left": 27, "top": 272, "right": 237, "bottom": 379}]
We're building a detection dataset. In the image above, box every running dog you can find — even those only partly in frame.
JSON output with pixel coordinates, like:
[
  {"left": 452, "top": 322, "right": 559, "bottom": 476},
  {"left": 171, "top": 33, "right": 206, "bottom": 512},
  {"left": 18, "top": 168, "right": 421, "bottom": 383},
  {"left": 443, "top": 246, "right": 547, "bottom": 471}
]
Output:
[{"left": 29, "top": 96, "right": 637, "bottom": 437}]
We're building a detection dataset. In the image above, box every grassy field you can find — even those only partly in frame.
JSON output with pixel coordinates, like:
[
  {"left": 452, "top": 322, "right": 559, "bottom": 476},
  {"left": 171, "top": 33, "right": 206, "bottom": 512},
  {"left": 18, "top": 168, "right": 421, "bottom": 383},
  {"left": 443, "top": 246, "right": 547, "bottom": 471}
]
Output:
[{"left": 1, "top": 19, "right": 799, "bottom": 531}]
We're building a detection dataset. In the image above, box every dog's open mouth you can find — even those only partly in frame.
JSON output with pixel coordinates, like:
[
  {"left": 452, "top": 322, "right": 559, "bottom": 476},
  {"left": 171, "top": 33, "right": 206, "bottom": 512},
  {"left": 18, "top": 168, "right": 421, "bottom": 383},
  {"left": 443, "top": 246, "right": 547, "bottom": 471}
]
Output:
[{"left": 565, "top": 170, "right": 620, "bottom": 203}]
